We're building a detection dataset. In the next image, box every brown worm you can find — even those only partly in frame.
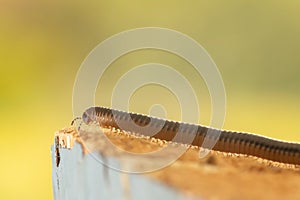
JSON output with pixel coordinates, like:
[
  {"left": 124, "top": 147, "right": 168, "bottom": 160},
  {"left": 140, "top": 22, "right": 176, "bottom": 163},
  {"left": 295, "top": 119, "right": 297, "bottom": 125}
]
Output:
[{"left": 80, "top": 106, "right": 300, "bottom": 165}]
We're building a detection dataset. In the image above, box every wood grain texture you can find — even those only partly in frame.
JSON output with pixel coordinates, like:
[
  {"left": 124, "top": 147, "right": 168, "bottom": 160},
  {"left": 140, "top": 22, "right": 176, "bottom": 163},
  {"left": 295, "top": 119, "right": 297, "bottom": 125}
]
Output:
[{"left": 53, "top": 126, "right": 300, "bottom": 200}]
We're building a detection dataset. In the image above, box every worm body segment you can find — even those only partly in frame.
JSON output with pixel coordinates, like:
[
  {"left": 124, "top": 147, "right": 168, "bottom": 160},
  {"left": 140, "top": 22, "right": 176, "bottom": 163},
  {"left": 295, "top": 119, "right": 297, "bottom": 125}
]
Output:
[{"left": 81, "top": 106, "right": 300, "bottom": 165}]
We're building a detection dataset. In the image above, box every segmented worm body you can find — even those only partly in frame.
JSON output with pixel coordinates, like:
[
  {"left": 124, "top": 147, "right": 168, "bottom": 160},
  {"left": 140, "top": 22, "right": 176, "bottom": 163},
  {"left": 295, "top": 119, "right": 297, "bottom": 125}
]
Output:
[{"left": 81, "top": 106, "right": 300, "bottom": 165}]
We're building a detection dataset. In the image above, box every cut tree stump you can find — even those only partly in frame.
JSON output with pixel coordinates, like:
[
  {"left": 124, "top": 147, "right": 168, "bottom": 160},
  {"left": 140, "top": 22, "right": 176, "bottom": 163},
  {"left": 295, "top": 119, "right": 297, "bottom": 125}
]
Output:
[{"left": 52, "top": 125, "right": 300, "bottom": 200}]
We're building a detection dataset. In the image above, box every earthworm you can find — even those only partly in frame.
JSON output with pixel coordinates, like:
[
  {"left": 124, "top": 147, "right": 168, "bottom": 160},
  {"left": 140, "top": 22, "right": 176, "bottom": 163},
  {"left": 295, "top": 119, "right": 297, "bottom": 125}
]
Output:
[{"left": 80, "top": 106, "right": 300, "bottom": 165}]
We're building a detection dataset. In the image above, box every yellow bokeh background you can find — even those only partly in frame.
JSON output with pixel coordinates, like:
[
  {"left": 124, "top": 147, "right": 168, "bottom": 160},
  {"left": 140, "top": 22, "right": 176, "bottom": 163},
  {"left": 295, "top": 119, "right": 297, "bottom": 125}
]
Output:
[{"left": 1, "top": 1, "right": 300, "bottom": 199}]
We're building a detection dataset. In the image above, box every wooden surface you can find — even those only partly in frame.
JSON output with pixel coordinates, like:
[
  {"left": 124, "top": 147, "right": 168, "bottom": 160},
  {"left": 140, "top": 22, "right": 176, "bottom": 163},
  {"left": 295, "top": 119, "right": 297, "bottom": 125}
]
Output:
[{"left": 52, "top": 125, "right": 300, "bottom": 200}]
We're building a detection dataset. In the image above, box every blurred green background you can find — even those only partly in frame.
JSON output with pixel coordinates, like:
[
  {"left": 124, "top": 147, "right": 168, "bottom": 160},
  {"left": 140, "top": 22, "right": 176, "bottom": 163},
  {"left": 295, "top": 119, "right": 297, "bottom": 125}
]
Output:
[{"left": 1, "top": 1, "right": 300, "bottom": 199}]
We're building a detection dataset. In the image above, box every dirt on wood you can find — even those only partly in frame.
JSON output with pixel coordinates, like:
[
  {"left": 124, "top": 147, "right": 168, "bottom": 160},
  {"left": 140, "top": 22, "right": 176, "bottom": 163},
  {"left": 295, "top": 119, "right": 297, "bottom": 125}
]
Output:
[{"left": 61, "top": 126, "right": 300, "bottom": 200}]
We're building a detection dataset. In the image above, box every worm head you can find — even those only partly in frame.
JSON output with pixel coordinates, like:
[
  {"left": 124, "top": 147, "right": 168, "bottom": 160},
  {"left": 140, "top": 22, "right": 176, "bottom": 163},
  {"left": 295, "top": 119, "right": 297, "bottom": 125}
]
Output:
[
  {"left": 82, "top": 112, "right": 93, "bottom": 125},
  {"left": 82, "top": 107, "right": 98, "bottom": 125}
]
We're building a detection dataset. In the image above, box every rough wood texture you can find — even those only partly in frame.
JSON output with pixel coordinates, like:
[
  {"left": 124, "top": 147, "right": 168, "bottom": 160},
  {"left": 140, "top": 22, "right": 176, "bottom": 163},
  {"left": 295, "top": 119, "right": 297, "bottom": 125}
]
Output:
[{"left": 52, "top": 126, "right": 300, "bottom": 200}]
